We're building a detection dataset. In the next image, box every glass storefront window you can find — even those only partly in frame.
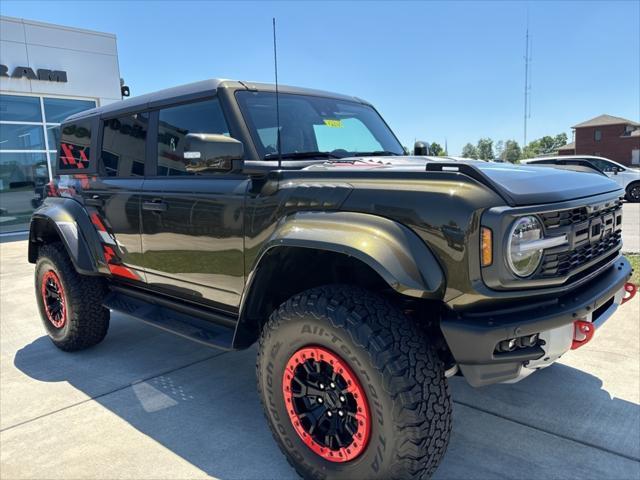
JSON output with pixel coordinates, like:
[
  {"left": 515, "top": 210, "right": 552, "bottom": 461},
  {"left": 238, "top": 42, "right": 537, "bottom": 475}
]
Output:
[
  {"left": 0, "top": 123, "right": 46, "bottom": 150},
  {"left": 0, "top": 94, "right": 96, "bottom": 232},
  {"left": 44, "top": 98, "right": 96, "bottom": 123},
  {"left": 0, "top": 95, "right": 42, "bottom": 122},
  {"left": 0, "top": 152, "right": 48, "bottom": 232}
]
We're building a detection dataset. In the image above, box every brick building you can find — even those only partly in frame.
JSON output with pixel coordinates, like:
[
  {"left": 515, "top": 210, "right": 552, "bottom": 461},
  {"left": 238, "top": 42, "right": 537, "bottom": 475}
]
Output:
[{"left": 558, "top": 114, "right": 640, "bottom": 166}]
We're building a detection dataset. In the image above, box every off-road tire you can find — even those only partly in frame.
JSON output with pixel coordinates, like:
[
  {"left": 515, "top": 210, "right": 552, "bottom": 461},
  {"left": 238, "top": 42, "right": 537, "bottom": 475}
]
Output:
[
  {"left": 257, "top": 285, "right": 452, "bottom": 480},
  {"left": 626, "top": 182, "right": 640, "bottom": 203},
  {"left": 35, "top": 242, "right": 110, "bottom": 351}
]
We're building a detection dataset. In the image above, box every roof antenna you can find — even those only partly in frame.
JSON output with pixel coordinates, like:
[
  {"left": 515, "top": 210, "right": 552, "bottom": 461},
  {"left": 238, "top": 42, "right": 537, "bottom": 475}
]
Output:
[
  {"left": 273, "top": 17, "right": 282, "bottom": 168},
  {"left": 523, "top": 8, "right": 532, "bottom": 147}
]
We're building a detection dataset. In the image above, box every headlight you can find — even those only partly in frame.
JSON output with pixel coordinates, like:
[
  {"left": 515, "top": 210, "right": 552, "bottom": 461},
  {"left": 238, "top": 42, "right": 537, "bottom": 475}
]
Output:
[{"left": 507, "top": 216, "right": 543, "bottom": 277}]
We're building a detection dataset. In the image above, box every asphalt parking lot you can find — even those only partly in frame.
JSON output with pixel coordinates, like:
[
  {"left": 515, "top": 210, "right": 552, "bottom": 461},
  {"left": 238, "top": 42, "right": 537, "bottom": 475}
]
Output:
[{"left": 1, "top": 208, "right": 639, "bottom": 479}]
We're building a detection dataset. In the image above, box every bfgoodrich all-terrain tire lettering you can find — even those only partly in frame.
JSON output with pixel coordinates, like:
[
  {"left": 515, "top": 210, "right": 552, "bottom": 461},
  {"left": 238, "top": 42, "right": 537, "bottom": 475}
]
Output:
[
  {"left": 35, "top": 242, "right": 110, "bottom": 351},
  {"left": 257, "top": 285, "right": 452, "bottom": 480}
]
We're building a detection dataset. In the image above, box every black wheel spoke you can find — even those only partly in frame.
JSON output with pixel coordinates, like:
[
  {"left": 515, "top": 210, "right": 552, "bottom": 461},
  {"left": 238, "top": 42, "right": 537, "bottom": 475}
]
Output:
[
  {"left": 344, "top": 420, "right": 356, "bottom": 436},
  {"left": 291, "top": 375, "right": 307, "bottom": 393},
  {"left": 302, "top": 360, "right": 315, "bottom": 376},
  {"left": 324, "top": 433, "right": 334, "bottom": 449},
  {"left": 305, "top": 385, "right": 324, "bottom": 397}
]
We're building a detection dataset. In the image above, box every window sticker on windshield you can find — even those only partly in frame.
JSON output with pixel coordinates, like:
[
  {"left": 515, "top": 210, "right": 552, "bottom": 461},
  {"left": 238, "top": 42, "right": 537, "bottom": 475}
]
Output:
[{"left": 323, "top": 119, "right": 342, "bottom": 128}]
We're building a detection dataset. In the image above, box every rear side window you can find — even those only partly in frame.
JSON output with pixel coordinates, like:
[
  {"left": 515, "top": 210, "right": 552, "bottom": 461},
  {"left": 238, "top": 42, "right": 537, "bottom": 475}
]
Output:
[
  {"left": 589, "top": 158, "right": 616, "bottom": 172},
  {"left": 156, "top": 98, "right": 230, "bottom": 175},
  {"left": 100, "top": 113, "right": 148, "bottom": 177},
  {"left": 58, "top": 120, "right": 92, "bottom": 171}
]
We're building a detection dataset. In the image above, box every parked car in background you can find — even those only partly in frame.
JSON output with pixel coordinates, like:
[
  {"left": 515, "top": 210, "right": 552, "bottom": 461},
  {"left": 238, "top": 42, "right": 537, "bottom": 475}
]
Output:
[{"left": 523, "top": 155, "right": 640, "bottom": 202}]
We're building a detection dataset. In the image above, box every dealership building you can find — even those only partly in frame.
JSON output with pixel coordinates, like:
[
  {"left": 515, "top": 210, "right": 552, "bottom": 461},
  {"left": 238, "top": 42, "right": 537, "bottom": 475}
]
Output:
[{"left": 0, "top": 16, "right": 122, "bottom": 233}]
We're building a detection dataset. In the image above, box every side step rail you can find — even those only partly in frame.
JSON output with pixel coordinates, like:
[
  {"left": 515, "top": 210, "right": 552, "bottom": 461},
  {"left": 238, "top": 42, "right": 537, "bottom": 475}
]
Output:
[{"left": 104, "top": 290, "right": 236, "bottom": 350}]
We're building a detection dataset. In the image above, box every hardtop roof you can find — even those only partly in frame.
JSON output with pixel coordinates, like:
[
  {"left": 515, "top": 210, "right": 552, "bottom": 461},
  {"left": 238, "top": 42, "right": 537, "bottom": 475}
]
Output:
[{"left": 65, "top": 78, "right": 366, "bottom": 122}]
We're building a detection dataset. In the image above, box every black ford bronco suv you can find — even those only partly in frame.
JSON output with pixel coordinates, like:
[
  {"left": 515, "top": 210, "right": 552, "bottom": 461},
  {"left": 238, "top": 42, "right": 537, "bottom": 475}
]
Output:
[{"left": 29, "top": 79, "right": 636, "bottom": 479}]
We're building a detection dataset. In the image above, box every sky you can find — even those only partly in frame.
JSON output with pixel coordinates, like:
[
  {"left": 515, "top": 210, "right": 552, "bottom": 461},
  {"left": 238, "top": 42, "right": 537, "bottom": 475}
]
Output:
[{"left": 2, "top": 0, "right": 638, "bottom": 155}]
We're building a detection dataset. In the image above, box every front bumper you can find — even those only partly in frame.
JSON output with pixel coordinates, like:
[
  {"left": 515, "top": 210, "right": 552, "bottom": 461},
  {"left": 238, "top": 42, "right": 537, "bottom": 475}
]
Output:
[{"left": 441, "top": 256, "right": 632, "bottom": 387}]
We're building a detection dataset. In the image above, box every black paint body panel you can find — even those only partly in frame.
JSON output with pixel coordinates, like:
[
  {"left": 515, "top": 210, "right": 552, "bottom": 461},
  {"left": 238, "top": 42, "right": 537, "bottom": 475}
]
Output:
[{"left": 29, "top": 79, "right": 631, "bottom": 388}]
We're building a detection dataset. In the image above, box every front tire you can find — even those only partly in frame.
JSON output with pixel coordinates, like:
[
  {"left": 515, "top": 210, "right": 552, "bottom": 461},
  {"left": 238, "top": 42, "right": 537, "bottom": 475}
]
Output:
[
  {"left": 626, "top": 182, "right": 640, "bottom": 202},
  {"left": 35, "top": 242, "right": 110, "bottom": 351},
  {"left": 257, "top": 285, "right": 452, "bottom": 480}
]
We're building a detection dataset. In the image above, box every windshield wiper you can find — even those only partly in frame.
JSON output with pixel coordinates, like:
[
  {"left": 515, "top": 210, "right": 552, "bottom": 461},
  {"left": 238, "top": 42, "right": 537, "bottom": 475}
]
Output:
[
  {"left": 352, "top": 150, "right": 402, "bottom": 157},
  {"left": 263, "top": 151, "right": 345, "bottom": 160}
]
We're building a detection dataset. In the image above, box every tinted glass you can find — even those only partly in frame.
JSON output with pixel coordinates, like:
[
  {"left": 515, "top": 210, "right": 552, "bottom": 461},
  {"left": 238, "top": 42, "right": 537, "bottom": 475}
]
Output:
[
  {"left": 236, "top": 91, "right": 403, "bottom": 159},
  {"left": 43, "top": 98, "right": 96, "bottom": 123},
  {"left": 100, "top": 113, "right": 148, "bottom": 177},
  {"left": 156, "top": 98, "right": 230, "bottom": 175},
  {"left": 46, "top": 125, "right": 61, "bottom": 151},
  {"left": 0, "top": 94, "right": 42, "bottom": 122},
  {"left": 58, "top": 120, "right": 92, "bottom": 171},
  {"left": 584, "top": 158, "right": 614, "bottom": 172},
  {"left": 0, "top": 124, "right": 46, "bottom": 150}
]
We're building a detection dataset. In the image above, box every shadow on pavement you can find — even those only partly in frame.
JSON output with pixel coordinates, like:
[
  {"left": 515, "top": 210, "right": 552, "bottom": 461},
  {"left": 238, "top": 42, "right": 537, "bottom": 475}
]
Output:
[
  {"left": 449, "top": 364, "right": 640, "bottom": 461},
  {"left": 13, "top": 320, "right": 640, "bottom": 480},
  {"left": 13, "top": 323, "right": 295, "bottom": 480}
]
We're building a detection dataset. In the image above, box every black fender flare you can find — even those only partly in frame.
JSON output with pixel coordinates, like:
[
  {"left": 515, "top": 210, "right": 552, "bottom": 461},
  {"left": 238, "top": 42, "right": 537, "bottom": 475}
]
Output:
[
  {"left": 232, "top": 211, "right": 445, "bottom": 347},
  {"left": 28, "top": 198, "right": 108, "bottom": 276}
]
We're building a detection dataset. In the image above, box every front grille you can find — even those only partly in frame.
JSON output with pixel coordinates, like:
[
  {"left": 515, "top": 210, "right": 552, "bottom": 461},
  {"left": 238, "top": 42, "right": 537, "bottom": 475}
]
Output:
[
  {"left": 535, "top": 196, "right": 623, "bottom": 281},
  {"left": 540, "top": 231, "right": 621, "bottom": 277},
  {"left": 540, "top": 198, "right": 623, "bottom": 229}
]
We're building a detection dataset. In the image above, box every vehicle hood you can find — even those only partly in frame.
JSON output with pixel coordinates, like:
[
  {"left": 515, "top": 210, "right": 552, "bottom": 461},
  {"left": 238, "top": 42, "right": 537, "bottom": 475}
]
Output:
[{"left": 304, "top": 156, "right": 623, "bottom": 206}]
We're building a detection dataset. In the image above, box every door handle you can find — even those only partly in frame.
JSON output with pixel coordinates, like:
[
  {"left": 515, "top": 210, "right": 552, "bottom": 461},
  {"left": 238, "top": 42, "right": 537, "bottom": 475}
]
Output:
[
  {"left": 142, "top": 200, "right": 168, "bottom": 212},
  {"left": 85, "top": 195, "right": 104, "bottom": 207}
]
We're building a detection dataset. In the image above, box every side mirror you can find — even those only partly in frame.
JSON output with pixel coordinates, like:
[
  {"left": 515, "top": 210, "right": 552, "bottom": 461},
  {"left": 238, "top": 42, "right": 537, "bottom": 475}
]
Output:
[
  {"left": 414, "top": 141, "right": 430, "bottom": 156},
  {"left": 184, "top": 134, "right": 243, "bottom": 172}
]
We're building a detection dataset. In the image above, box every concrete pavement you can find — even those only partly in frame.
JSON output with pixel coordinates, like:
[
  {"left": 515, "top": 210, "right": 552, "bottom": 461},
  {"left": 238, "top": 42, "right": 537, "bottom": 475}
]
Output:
[
  {"left": 622, "top": 203, "right": 639, "bottom": 252},
  {"left": 1, "top": 238, "right": 639, "bottom": 479}
]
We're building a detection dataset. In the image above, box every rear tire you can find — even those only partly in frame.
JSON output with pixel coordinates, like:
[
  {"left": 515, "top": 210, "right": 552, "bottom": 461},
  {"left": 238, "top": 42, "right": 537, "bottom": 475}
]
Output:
[
  {"left": 626, "top": 182, "right": 640, "bottom": 203},
  {"left": 35, "top": 242, "right": 110, "bottom": 351},
  {"left": 257, "top": 285, "right": 452, "bottom": 480}
]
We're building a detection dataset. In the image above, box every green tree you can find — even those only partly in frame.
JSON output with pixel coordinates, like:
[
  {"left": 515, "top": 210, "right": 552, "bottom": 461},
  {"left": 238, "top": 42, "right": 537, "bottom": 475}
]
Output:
[
  {"left": 430, "top": 142, "right": 444, "bottom": 156},
  {"left": 494, "top": 140, "right": 505, "bottom": 160},
  {"left": 501, "top": 140, "right": 522, "bottom": 163},
  {"left": 461, "top": 143, "right": 478, "bottom": 159},
  {"left": 522, "top": 133, "right": 568, "bottom": 158},
  {"left": 476, "top": 138, "right": 494, "bottom": 160}
]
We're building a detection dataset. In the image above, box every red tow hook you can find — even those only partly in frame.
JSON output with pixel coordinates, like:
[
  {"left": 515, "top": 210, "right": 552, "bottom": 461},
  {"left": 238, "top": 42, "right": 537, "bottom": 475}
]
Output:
[
  {"left": 571, "top": 320, "right": 595, "bottom": 350},
  {"left": 621, "top": 282, "right": 638, "bottom": 305}
]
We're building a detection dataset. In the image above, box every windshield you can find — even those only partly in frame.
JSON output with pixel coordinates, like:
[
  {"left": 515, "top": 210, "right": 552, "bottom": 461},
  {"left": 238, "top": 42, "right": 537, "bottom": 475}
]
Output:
[{"left": 235, "top": 91, "right": 404, "bottom": 159}]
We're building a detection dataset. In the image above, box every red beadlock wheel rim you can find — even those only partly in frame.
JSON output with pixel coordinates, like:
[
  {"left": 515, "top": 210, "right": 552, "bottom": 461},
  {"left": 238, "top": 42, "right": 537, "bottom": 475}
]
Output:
[
  {"left": 282, "top": 346, "right": 371, "bottom": 463},
  {"left": 41, "top": 270, "right": 67, "bottom": 328}
]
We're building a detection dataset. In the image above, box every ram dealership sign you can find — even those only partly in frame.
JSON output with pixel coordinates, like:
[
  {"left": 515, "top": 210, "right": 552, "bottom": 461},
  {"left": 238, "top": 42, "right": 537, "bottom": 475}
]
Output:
[{"left": 0, "top": 65, "right": 68, "bottom": 82}]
